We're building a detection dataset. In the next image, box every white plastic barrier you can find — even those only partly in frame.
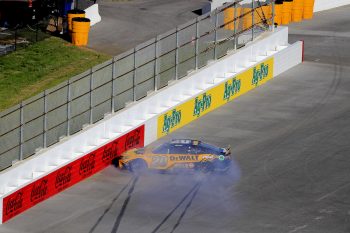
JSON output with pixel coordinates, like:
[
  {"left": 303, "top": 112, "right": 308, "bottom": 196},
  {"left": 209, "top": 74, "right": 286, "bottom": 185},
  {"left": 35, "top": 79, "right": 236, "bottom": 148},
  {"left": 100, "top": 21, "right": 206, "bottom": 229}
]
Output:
[
  {"left": 274, "top": 41, "right": 303, "bottom": 77},
  {"left": 0, "top": 26, "right": 304, "bottom": 224},
  {"left": 314, "top": 0, "right": 350, "bottom": 12},
  {"left": 85, "top": 4, "right": 101, "bottom": 26}
]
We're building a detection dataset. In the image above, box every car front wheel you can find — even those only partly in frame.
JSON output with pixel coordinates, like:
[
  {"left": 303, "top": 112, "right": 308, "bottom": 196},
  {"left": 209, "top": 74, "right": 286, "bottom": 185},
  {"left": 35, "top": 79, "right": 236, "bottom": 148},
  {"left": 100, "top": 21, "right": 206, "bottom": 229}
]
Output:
[{"left": 129, "top": 159, "right": 148, "bottom": 173}]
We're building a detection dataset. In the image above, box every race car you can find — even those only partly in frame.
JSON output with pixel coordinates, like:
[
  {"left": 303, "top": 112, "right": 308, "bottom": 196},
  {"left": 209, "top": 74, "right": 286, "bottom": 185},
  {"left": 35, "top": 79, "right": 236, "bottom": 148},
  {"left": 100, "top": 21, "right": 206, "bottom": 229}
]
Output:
[{"left": 119, "top": 139, "right": 231, "bottom": 173}]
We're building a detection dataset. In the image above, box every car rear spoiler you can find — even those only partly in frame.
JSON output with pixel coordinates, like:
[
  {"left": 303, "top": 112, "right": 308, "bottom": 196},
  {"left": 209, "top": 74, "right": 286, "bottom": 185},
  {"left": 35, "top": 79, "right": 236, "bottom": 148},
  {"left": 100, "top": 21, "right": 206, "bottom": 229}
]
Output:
[{"left": 223, "top": 145, "right": 231, "bottom": 155}]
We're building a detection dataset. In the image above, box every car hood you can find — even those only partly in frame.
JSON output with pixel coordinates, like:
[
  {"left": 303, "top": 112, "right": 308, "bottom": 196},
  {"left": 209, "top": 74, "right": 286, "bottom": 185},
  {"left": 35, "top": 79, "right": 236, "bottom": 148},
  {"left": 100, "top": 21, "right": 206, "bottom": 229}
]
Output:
[{"left": 122, "top": 147, "right": 152, "bottom": 155}]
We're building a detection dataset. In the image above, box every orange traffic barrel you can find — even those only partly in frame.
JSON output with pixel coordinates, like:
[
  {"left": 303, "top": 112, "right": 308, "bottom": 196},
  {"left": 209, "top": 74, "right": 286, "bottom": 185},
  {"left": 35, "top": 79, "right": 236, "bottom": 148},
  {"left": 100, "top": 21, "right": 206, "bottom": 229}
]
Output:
[
  {"left": 67, "top": 9, "right": 85, "bottom": 35},
  {"left": 254, "top": 6, "right": 262, "bottom": 25},
  {"left": 274, "top": 1, "right": 283, "bottom": 25},
  {"left": 243, "top": 8, "right": 253, "bottom": 30},
  {"left": 72, "top": 17, "right": 90, "bottom": 46},
  {"left": 282, "top": 0, "right": 293, "bottom": 25},
  {"left": 236, "top": 6, "right": 244, "bottom": 29},
  {"left": 224, "top": 7, "right": 242, "bottom": 30},
  {"left": 303, "top": 0, "right": 315, "bottom": 19},
  {"left": 292, "top": 0, "right": 304, "bottom": 22}
]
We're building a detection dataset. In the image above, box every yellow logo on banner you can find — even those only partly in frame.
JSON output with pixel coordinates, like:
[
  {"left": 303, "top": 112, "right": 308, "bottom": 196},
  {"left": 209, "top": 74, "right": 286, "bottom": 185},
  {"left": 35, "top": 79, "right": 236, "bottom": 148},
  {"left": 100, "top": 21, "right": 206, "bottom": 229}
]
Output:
[{"left": 157, "top": 58, "right": 274, "bottom": 138}]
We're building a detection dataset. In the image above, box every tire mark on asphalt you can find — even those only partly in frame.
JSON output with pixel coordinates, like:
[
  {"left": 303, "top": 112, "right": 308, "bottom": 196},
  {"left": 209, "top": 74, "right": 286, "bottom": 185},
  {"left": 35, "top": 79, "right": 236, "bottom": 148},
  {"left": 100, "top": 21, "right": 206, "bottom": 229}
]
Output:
[
  {"left": 89, "top": 177, "right": 133, "bottom": 233},
  {"left": 169, "top": 183, "right": 201, "bottom": 233},
  {"left": 240, "top": 35, "right": 344, "bottom": 222},
  {"left": 150, "top": 182, "right": 201, "bottom": 233},
  {"left": 110, "top": 175, "right": 139, "bottom": 233},
  {"left": 191, "top": 55, "right": 344, "bottom": 217},
  {"left": 232, "top": 59, "right": 341, "bottom": 190},
  {"left": 316, "top": 181, "right": 350, "bottom": 202},
  {"left": 287, "top": 35, "right": 343, "bottom": 197},
  {"left": 257, "top": 54, "right": 342, "bottom": 200}
]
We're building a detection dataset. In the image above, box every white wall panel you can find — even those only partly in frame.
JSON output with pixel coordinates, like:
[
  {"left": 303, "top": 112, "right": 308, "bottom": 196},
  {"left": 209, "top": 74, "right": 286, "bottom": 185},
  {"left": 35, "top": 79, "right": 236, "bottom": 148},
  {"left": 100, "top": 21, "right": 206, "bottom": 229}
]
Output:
[
  {"left": 274, "top": 41, "right": 303, "bottom": 77},
  {"left": 314, "top": 0, "right": 350, "bottom": 12}
]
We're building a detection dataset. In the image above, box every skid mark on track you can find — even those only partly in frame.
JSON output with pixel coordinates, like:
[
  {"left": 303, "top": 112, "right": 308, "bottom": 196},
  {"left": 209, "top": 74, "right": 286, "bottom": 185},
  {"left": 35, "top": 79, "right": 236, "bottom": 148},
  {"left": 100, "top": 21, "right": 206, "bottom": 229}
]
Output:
[
  {"left": 111, "top": 175, "right": 139, "bottom": 233},
  {"left": 191, "top": 59, "right": 344, "bottom": 216},
  {"left": 169, "top": 183, "right": 201, "bottom": 233},
  {"left": 316, "top": 182, "right": 350, "bottom": 202},
  {"left": 151, "top": 182, "right": 202, "bottom": 233},
  {"left": 89, "top": 177, "right": 133, "bottom": 233},
  {"left": 288, "top": 224, "right": 308, "bottom": 233},
  {"left": 259, "top": 55, "right": 342, "bottom": 198}
]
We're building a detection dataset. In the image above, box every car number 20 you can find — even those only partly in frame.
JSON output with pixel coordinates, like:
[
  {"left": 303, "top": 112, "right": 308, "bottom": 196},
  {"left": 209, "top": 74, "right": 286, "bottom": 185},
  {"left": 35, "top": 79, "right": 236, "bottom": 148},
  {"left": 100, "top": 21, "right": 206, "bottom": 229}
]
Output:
[{"left": 151, "top": 155, "right": 168, "bottom": 167}]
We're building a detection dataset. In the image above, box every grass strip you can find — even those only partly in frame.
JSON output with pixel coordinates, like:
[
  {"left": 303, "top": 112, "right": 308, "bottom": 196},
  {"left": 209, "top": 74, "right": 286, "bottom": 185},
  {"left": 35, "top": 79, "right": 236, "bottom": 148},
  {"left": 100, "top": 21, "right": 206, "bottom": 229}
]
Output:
[{"left": 0, "top": 36, "right": 111, "bottom": 111}]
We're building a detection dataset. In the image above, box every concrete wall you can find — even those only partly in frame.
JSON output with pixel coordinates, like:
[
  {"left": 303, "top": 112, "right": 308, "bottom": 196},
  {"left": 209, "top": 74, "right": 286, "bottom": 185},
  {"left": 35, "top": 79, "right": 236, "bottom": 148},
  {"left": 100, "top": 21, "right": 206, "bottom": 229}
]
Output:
[{"left": 0, "top": 26, "right": 304, "bottom": 224}]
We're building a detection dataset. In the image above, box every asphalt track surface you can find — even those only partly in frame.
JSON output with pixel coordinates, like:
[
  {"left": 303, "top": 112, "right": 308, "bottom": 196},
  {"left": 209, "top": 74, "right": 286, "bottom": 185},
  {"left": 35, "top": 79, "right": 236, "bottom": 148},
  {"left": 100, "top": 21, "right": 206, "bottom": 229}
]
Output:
[
  {"left": 1, "top": 6, "right": 350, "bottom": 233},
  {"left": 88, "top": 0, "right": 207, "bottom": 55}
]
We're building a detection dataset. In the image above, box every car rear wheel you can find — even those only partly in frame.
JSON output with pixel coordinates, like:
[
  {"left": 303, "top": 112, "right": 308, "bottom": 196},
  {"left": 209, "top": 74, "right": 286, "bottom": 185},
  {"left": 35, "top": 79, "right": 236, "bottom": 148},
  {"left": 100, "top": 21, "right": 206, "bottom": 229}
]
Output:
[
  {"left": 112, "top": 157, "right": 120, "bottom": 168},
  {"left": 129, "top": 159, "right": 148, "bottom": 173}
]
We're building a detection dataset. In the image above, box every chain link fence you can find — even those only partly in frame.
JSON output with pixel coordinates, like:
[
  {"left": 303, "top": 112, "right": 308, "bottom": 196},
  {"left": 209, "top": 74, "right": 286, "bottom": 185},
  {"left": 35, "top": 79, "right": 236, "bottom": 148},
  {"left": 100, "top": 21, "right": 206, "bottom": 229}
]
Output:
[
  {"left": 0, "top": 23, "right": 50, "bottom": 56},
  {"left": 0, "top": 0, "right": 274, "bottom": 170}
]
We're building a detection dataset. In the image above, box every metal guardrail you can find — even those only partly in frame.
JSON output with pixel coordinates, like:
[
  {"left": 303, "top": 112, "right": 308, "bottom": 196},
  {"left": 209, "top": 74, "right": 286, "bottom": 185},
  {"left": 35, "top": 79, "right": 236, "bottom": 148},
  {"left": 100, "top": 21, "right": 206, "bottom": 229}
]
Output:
[{"left": 0, "top": 0, "right": 274, "bottom": 171}]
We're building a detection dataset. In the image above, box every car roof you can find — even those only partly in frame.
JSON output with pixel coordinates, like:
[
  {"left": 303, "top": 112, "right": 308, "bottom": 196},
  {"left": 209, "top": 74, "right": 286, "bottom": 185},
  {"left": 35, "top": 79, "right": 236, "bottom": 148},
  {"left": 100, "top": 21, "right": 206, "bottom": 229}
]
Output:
[{"left": 170, "top": 139, "right": 200, "bottom": 146}]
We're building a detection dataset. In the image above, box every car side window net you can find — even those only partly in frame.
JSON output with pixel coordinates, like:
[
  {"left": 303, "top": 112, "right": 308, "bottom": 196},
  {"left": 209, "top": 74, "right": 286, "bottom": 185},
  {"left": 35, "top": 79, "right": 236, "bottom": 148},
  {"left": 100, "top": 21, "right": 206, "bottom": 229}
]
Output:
[{"left": 169, "top": 145, "right": 191, "bottom": 154}]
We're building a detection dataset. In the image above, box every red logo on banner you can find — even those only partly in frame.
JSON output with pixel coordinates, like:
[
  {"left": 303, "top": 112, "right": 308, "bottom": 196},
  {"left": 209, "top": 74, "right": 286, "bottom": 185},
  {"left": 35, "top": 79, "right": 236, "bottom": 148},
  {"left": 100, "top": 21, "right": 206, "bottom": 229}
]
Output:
[
  {"left": 30, "top": 179, "right": 48, "bottom": 203},
  {"left": 5, "top": 192, "right": 23, "bottom": 216},
  {"left": 79, "top": 153, "right": 96, "bottom": 177},
  {"left": 125, "top": 128, "right": 141, "bottom": 150},
  {"left": 2, "top": 125, "right": 145, "bottom": 223},
  {"left": 55, "top": 166, "right": 72, "bottom": 191},
  {"left": 102, "top": 141, "right": 119, "bottom": 163}
]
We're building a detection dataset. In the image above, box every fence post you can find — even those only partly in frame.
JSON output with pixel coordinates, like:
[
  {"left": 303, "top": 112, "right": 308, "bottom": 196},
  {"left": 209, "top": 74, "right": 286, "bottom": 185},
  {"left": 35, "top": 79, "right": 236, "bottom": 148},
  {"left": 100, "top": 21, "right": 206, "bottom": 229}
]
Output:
[
  {"left": 36, "top": 22, "right": 39, "bottom": 42},
  {"left": 175, "top": 27, "right": 179, "bottom": 80},
  {"left": 214, "top": 9, "right": 219, "bottom": 60},
  {"left": 111, "top": 58, "right": 115, "bottom": 113},
  {"left": 154, "top": 38, "right": 158, "bottom": 91},
  {"left": 19, "top": 102, "right": 24, "bottom": 160},
  {"left": 195, "top": 18, "right": 199, "bottom": 69},
  {"left": 14, "top": 28, "right": 17, "bottom": 51},
  {"left": 43, "top": 90, "right": 47, "bottom": 148},
  {"left": 133, "top": 48, "right": 137, "bottom": 101},
  {"left": 252, "top": 0, "right": 255, "bottom": 41},
  {"left": 89, "top": 69, "right": 93, "bottom": 124},
  {"left": 271, "top": 0, "right": 275, "bottom": 32},
  {"left": 234, "top": 2, "right": 237, "bottom": 50},
  {"left": 67, "top": 81, "right": 71, "bottom": 136}
]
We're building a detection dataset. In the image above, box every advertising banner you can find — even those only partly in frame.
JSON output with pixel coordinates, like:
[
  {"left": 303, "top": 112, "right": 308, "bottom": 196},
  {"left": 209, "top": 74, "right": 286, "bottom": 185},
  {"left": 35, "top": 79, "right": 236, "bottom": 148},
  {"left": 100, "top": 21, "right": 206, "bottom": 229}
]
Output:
[
  {"left": 2, "top": 125, "right": 145, "bottom": 223},
  {"left": 157, "top": 58, "right": 274, "bottom": 138}
]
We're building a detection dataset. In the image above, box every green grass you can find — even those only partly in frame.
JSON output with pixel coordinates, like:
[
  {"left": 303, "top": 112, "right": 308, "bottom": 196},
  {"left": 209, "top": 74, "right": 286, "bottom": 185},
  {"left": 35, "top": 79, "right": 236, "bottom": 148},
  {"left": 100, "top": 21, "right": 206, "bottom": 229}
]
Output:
[{"left": 0, "top": 36, "right": 111, "bottom": 111}]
